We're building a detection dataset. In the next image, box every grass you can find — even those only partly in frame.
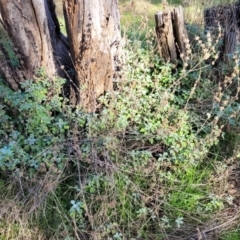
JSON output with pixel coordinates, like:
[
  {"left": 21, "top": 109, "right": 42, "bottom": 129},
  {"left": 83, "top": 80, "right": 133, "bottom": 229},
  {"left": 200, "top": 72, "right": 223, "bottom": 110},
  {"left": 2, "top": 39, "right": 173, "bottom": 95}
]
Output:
[
  {"left": 119, "top": 0, "right": 237, "bottom": 28},
  {"left": 119, "top": 0, "right": 162, "bottom": 27},
  {"left": 1, "top": 0, "right": 240, "bottom": 239},
  {"left": 220, "top": 230, "right": 240, "bottom": 240}
]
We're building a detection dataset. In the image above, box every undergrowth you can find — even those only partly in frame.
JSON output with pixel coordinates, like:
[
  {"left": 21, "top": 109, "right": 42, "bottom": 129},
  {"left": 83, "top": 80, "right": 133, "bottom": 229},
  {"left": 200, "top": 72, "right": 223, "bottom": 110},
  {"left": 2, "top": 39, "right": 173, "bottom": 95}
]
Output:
[{"left": 1, "top": 1, "right": 240, "bottom": 240}]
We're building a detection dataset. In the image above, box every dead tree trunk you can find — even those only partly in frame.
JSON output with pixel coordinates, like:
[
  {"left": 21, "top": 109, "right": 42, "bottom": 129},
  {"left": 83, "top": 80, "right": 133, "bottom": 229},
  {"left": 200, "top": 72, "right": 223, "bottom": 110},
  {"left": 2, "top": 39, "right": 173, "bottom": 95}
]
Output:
[
  {"left": 0, "top": 0, "right": 71, "bottom": 90},
  {"left": 63, "top": 0, "right": 121, "bottom": 112},
  {"left": 204, "top": 3, "right": 239, "bottom": 64},
  {"left": 0, "top": 0, "right": 121, "bottom": 112},
  {"left": 223, "top": 31, "right": 237, "bottom": 64},
  {"left": 155, "top": 6, "right": 189, "bottom": 63}
]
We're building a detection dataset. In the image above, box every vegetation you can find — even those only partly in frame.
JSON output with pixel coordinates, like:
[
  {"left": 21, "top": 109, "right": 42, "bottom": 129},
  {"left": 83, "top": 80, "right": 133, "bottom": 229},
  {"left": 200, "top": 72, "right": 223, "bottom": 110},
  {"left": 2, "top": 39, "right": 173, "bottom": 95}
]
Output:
[{"left": 1, "top": 0, "right": 240, "bottom": 239}]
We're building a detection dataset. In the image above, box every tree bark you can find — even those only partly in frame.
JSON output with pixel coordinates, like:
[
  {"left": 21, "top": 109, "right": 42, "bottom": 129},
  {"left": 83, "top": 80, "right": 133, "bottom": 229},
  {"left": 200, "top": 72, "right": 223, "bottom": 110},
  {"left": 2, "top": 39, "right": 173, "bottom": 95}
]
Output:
[
  {"left": 0, "top": 0, "right": 121, "bottom": 112},
  {"left": 223, "top": 31, "right": 237, "bottom": 64},
  {"left": 155, "top": 10, "right": 177, "bottom": 63},
  {"left": 63, "top": 0, "right": 121, "bottom": 112},
  {"left": 155, "top": 6, "right": 188, "bottom": 63},
  {"left": 204, "top": 3, "right": 239, "bottom": 65},
  {"left": 0, "top": 0, "right": 72, "bottom": 90}
]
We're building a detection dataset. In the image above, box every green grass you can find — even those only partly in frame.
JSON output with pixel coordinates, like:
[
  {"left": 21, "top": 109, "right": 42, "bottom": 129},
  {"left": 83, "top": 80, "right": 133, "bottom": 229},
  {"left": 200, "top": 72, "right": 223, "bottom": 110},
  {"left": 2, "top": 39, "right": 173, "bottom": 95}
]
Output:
[
  {"left": 220, "top": 227, "right": 240, "bottom": 240},
  {"left": 119, "top": 0, "right": 237, "bottom": 28}
]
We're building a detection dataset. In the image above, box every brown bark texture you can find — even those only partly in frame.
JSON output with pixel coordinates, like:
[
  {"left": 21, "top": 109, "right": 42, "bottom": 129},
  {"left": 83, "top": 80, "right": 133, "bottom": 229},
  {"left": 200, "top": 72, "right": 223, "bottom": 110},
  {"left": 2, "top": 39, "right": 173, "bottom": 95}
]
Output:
[
  {"left": 63, "top": 0, "right": 121, "bottom": 112},
  {"left": 0, "top": 0, "right": 71, "bottom": 89},
  {"left": 204, "top": 1, "right": 240, "bottom": 64},
  {"left": 223, "top": 31, "right": 237, "bottom": 64},
  {"left": 0, "top": 0, "right": 121, "bottom": 112},
  {"left": 155, "top": 6, "right": 188, "bottom": 63}
]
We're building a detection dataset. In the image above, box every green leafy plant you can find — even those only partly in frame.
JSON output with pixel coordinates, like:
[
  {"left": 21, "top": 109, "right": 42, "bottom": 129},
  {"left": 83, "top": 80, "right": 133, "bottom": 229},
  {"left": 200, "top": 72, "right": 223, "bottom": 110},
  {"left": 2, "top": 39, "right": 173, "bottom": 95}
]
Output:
[{"left": 1, "top": 1, "right": 240, "bottom": 239}]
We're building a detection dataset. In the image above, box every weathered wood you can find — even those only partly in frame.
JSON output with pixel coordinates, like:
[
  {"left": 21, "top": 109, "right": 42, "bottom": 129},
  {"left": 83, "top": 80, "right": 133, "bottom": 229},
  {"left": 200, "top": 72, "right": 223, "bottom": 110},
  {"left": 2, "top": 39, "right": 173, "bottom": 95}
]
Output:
[
  {"left": 223, "top": 31, "right": 237, "bottom": 64},
  {"left": 63, "top": 0, "right": 121, "bottom": 112},
  {"left": 155, "top": 6, "right": 188, "bottom": 63},
  {"left": 172, "top": 7, "right": 188, "bottom": 60},
  {"left": 0, "top": 0, "right": 121, "bottom": 112},
  {"left": 204, "top": 4, "right": 237, "bottom": 32},
  {"left": 0, "top": 0, "right": 72, "bottom": 90},
  {"left": 204, "top": 2, "right": 239, "bottom": 64},
  {"left": 155, "top": 11, "right": 177, "bottom": 62}
]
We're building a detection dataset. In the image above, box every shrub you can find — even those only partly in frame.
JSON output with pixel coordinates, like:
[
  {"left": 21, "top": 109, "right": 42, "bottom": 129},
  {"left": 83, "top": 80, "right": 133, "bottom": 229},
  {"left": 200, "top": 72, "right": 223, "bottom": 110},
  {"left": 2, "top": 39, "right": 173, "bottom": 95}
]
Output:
[{"left": 0, "top": 11, "right": 240, "bottom": 240}]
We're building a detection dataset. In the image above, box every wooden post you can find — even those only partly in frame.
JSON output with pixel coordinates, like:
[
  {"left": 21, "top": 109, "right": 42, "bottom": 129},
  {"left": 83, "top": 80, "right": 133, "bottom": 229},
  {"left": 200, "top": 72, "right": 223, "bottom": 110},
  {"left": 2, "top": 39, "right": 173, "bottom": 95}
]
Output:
[{"left": 155, "top": 6, "right": 188, "bottom": 63}]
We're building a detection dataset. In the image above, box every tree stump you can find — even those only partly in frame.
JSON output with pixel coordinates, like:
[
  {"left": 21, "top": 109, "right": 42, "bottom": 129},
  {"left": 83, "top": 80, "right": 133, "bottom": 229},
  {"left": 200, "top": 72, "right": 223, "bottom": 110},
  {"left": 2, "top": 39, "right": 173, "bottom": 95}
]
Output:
[
  {"left": 63, "top": 0, "right": 121, "bottom": 112},
  {"left": 155, "top": 6, "right": 189, "bottom": 63},
  {"left": 0, "top": 0, "right": 73, "bottom": 94},
  {"left": 204, "top": 2, "right": 239, "bottom": 64},
  {"left": 0, "top": 0, "right": 121, "bottom": 113},
  {"left": 223, "top": 31, "right": 237, "bottom": 64}
]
